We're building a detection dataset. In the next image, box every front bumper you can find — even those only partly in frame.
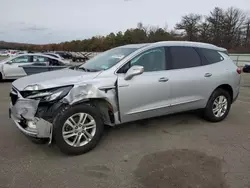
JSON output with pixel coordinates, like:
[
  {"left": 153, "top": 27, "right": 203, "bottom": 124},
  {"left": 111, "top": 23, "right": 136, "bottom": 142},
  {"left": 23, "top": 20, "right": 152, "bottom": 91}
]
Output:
[{"left": 9, "top": 98, "right": 53, "bottom": 140}]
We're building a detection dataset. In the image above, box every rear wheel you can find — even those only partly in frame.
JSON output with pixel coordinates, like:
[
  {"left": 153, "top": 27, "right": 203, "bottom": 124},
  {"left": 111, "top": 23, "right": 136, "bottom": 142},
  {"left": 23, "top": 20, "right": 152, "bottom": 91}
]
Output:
[
  {"left": 203, "top": 89, "right": 231, "bottom": 122},
  {"left": 0, "top": 72, "right": 2, "bottom": 81},
  {"left": 53, "top": 104, "right": 104, "bottom": 155}
]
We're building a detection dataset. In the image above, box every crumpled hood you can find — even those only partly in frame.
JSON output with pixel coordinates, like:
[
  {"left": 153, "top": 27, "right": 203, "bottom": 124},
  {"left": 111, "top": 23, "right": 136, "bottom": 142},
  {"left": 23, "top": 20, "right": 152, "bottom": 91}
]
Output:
[{"left": 12, "top": 68, "right": 101, "bottom": 91}]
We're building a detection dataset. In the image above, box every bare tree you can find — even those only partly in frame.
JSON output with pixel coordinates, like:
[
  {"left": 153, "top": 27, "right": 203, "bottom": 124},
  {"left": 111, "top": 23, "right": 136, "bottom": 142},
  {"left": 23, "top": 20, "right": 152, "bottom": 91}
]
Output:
[
  {"left": 206, "top": 7, "right": 225, "bottom": 46},
  {"left": 223, "top": 7, "right": 246, "bottom": 48},
  {"left": 243, "top": 18, "right": 250, "bottom": 47},
  {"left": 198, "top": 21, "right": 211, "bottom": 42},
  {"left": 175, "top": 14, "right": 202, "bottom": 41}
]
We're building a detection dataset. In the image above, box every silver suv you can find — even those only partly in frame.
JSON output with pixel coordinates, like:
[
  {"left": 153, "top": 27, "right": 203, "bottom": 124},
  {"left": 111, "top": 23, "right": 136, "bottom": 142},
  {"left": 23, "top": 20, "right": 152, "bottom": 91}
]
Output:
[{"left": 9, "top": 41, "right": 241, "bottom": 155}]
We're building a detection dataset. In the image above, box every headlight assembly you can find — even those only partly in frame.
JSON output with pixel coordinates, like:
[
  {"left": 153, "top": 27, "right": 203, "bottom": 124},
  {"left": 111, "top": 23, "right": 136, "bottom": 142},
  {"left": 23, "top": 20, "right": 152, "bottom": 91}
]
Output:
[
  {"left": 24, "top": 84, "right": 44, "bottom": 91},
  {"left": 26, "top": 86, "right": 73, "bottom": 102}
]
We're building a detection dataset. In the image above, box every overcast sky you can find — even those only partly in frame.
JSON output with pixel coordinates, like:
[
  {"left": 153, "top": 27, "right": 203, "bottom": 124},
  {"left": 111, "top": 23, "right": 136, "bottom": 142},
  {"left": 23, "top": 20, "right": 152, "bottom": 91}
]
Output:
[{"left": 0, "top": 0, "right": 249, "bottom": 44}]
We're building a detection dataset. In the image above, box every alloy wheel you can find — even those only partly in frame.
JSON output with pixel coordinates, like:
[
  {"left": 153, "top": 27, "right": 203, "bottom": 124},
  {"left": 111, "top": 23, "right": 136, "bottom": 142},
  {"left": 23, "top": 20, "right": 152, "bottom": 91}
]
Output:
[
  {"left": 212, "top": 95, "right": 228, "bottom": 118},
  {"left": 62, "top": 113, "right": 96, "bottom": 147}
]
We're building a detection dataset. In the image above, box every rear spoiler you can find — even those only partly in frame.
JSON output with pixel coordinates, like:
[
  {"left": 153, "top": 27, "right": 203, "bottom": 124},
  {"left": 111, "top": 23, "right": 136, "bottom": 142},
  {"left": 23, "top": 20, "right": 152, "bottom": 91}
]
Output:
[{"left": 217, "top": 47, "right": 229, "bottom": 55}]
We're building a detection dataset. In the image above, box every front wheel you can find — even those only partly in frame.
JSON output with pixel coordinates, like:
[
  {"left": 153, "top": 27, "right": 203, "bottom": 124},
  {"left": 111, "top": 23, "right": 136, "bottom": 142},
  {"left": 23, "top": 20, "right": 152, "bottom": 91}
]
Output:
[
  {"left": 203, "top": 89, "right": 231, "bottom": 122},
  {"left": 53, "top": 104, "right": 104, "bottom": 155}
]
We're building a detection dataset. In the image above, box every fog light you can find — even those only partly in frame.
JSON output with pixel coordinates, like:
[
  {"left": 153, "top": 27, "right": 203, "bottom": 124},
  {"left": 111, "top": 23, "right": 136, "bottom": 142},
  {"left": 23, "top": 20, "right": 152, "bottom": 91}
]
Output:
[{"left": 27, "top": 121, "right": 37, "bottom": 129}]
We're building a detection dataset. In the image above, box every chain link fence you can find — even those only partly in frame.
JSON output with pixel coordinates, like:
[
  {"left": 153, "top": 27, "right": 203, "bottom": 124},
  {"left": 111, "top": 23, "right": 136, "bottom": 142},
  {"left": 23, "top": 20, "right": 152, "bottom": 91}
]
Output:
[{"left": 229, "top": 54, "right": 250, "bottom": 67}]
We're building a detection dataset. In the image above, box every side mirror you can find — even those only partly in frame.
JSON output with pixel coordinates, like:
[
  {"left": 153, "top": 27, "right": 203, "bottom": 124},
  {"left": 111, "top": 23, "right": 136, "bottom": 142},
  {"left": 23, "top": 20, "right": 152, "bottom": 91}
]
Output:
[
  {"left": 124, "top": 65, "right": 144, "bottom": 80},
  {"left": 6, "top": 61, "right": 13, "bottom": 65}
]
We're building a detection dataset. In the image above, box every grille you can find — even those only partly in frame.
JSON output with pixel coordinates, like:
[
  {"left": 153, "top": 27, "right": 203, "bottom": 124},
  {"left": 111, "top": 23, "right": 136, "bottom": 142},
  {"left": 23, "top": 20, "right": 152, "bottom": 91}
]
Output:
[
  {"left": 10, "top": 87, "right": 18, "bottom": 105},
  {"left": 10, "top": 93, "right": 18, "bottom": 105}
]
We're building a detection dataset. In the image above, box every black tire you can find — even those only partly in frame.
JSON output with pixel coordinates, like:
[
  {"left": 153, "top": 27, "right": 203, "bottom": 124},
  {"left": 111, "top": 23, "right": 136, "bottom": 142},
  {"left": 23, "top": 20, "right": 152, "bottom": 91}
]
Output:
[
  {"left": 0, "top": 72, "right": 2, "bottom": 82},
  {"left": 53, "top": 104, "right": 104, "bottom": 155},
  {"left": 203, "top": 88, "right": 232, "bottom": 122},
  {"left": 27, "top": 137, "right": 49, "bottom": 144}
]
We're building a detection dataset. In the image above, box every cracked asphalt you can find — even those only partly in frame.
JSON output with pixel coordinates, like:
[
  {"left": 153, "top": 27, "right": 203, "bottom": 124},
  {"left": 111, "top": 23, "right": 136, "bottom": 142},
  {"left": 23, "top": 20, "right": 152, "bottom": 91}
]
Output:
[{"left": 0, "top": 74, "right": 250, "bottom": 188}]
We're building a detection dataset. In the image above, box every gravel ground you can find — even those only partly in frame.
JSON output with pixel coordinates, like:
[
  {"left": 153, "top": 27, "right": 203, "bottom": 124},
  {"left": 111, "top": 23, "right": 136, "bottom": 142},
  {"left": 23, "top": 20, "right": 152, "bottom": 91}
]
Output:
[{"left": 0, "top": 74, "right": 250, "bottom": 188}]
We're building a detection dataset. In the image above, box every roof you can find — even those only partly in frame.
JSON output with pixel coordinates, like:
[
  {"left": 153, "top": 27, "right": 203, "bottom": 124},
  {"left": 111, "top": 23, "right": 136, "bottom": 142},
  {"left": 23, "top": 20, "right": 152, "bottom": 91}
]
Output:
[
  {"left": 217, "top": 47, "right": 227, "bottom": 52},
  {"left": 9, "top": 53, "right": 64, "bottom": 61},
  {"left": 118, "top": 43, "right": 150, "bottom": 49},
  {"left": 119, "top": 41, "right": 225, "bottom": 51},
  {"left": 153, "top": 41, "right": 224, "bottom": 50}
]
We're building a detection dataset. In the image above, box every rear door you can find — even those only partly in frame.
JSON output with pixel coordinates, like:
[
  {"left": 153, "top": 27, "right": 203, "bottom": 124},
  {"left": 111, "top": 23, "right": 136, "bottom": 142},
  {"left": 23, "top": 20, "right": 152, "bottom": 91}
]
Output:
[
  {"left": 3, "top": 55, "right": 33, "bottom": 78},
  {"left": 166, "top": 46, "right": 212, "bottom": 112},
  {"left": 196, "top": 47, "right": 231, "bottom": 99}
]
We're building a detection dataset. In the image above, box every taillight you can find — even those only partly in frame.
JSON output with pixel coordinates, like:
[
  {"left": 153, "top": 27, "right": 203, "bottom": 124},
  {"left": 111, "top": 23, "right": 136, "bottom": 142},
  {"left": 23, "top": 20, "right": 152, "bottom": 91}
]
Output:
[{"left": 237, "top": 67, "right": 242, "bottom": 74}]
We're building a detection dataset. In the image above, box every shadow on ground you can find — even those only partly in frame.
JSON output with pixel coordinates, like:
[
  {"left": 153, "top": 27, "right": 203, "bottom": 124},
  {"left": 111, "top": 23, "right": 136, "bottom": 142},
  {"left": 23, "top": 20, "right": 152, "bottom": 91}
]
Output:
[{"left": 134, "top": 149, "right": 228, "bottom": 188}]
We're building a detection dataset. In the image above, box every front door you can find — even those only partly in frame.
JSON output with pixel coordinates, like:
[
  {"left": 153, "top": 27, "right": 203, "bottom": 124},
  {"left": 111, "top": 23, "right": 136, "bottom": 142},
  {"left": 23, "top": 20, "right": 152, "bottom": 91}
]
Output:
[
  {"left": 117, "top": 47, "right": 171, "bottom": 123},
  {"left": 3, "top": 55, "right": 33, "bottom": 78}
]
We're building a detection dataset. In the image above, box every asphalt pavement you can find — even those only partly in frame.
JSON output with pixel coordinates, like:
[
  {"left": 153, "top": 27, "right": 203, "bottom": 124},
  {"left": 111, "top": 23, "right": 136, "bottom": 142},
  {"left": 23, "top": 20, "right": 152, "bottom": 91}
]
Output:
[{"left": 0, "top": 74, "right": 250, "bottom": 188}]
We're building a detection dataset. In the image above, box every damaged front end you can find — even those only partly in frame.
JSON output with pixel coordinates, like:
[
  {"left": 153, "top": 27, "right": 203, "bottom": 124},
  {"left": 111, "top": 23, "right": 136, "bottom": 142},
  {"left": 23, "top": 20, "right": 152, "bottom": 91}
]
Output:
[
  {"left": 9, "top": 86, "right": 72, "bottom": 143},
  {"left": 9, "top": 80, "right": 119, "bottom": 144}
]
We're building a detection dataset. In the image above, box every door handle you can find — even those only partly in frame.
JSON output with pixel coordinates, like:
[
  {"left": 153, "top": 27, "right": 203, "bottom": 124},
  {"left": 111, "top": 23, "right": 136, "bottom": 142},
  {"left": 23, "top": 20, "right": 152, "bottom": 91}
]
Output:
[
  {"left": 204, "top": 73, "right": 212, "bottom": 77},
  {"left": 158, "top": 77, "right": 169, "bottom": 82}
]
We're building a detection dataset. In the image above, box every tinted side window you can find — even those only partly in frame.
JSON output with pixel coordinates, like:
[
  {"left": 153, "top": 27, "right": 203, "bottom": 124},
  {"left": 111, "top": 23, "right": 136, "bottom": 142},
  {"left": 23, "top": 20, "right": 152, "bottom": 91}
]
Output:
[
  {"left": 200, "top": 48, "right": 224, "bottom": 65},
  {"left": 130, "top": 47, "right": 166, "bottom": 72},
  {"left": 169, "top": 47, "right": 201, "bottom": 69},
  {"left": 117, "top": 47, "right": 166, "bottom": 73}
]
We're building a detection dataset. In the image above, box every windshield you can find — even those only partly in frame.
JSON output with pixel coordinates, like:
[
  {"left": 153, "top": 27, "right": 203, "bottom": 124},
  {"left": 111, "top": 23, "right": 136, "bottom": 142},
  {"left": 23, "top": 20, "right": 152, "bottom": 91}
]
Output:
[{"left": 80, "top": 47, "right": 137, "bottom": 71}]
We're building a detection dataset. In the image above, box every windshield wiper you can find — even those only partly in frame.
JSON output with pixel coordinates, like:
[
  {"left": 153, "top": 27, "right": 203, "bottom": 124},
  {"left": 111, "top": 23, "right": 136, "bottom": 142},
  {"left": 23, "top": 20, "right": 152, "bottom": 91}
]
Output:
[
  {"left": 78, "top": 67, "right": 88, "bottom": 71},
  {"left": 78, "top": 67, "right": 99, "bottom": 72}
]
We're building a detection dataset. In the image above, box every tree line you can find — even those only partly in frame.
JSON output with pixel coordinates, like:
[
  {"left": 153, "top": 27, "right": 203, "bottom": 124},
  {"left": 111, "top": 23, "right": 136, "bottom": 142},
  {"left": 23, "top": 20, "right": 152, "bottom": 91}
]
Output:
[{"left": 1, "top": 6, "right": 250, "bottom": 53}]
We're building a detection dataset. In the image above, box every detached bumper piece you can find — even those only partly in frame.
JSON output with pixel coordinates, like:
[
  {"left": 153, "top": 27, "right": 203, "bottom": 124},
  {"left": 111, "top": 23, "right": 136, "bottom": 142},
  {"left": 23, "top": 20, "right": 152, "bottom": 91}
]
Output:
[
  {"left": 11, "top": 115, "right": 52, "bottom": 138},
  {"left": 9, "top": 89, "right": 52, "bottom": 139}
]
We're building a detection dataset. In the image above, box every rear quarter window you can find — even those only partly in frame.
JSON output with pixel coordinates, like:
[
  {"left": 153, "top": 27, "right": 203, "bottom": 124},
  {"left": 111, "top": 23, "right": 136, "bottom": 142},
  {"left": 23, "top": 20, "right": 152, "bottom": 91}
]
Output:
[{"left": 199, "top": 48, "right": 224, "bottom": 65}]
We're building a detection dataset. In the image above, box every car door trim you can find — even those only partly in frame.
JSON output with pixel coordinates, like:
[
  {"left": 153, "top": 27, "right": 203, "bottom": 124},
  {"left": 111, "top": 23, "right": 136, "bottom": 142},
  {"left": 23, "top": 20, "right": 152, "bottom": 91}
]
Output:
[
  {"left": 127, "top": 98, "right": 202, "bottom": 115},
  {"left": 127, "top": 103, "right": 171, "bottom": 115},
  {"left": 170, "top": 98, "right": 202, "bottom": 107}
]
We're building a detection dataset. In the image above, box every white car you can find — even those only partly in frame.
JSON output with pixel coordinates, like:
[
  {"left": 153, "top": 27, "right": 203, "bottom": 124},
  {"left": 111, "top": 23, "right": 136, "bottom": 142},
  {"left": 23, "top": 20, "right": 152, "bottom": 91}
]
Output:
[
  {"left": 0, "top": 50, "right": 9, "bottom": 56},
  {"left": 0, "top": 53, "right": 68, "bottom": 80}
]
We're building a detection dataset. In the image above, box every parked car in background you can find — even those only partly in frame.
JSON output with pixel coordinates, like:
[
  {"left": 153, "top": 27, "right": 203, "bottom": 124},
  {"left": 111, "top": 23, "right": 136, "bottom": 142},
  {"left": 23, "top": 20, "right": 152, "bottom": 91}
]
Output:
[
  {"left": 20, "top": 59, "right": 76, "bottom": 75},
  {"left": 0, "top": 50, "right": 9, "bottom": 56},
  {"left": 0, "top": 53, "right": 68, "bottom": 80},
  {"left": 55, "top": 51, "right": 73, "bottom": 59},
  {"left": 43, "top": 52, "right": 64, "bottom": 60},
  {"left": 8, "top": 50, "right": 18, "bottom": 57},
  {"left": 243, "top": 63, "right": 250, "bottom": 73},
  {"left": 9, "top": 41, "right": 241, "bottom": 155},
  {"left": 15, "top": 51, "right": 27, "bottom": 56}
]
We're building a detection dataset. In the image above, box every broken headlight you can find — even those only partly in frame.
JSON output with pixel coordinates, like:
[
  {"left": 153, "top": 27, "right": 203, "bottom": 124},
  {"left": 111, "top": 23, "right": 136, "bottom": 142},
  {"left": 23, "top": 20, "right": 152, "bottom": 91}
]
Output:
[
  {"left": 24, "top": 84, "right": 44, "bottom": 91},
  {"left": 25, "top": 86, "right": 73, "bottom": 102}
]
